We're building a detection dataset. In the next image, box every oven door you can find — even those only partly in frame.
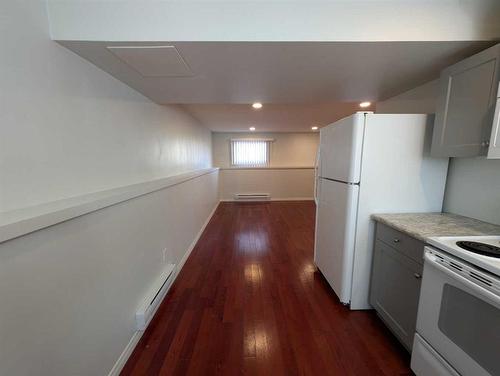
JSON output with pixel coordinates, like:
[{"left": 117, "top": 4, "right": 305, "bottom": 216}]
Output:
[{"left": 415, "top": 248, "right": 500, "bottom": 376}]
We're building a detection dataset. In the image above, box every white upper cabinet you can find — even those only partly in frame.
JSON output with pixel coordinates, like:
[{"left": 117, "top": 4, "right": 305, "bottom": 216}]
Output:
[{"left": 431, "top": 44, "right": 500, "bottom": 158}]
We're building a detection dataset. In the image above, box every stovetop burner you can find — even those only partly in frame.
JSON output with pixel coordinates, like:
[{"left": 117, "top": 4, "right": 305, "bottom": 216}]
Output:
[{"left": 456, "top": 241, "right": 500, "bottom": 258}]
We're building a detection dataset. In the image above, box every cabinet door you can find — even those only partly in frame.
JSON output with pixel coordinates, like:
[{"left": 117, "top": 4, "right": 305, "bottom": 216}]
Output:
[
  {"left": 431, "top": 44, "right": 500, "bottom": 157},
  {"left": 370, "top": 240, "right": 422, "bottom": 351}
]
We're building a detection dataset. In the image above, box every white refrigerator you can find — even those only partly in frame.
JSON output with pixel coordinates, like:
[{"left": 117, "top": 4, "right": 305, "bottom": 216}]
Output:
[{"left": 314, "top": 112, "right": 449, "bottom": 310}]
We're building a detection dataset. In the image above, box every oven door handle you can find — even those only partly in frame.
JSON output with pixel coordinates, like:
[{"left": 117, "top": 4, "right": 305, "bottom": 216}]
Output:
[{"left": 425, "top": 252, "right": 500, "bottom": 307}]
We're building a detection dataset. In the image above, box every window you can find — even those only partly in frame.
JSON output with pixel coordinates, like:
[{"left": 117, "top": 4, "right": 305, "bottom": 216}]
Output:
[{"left": 230, "top": 139, "right": 271, "bottom": 167}]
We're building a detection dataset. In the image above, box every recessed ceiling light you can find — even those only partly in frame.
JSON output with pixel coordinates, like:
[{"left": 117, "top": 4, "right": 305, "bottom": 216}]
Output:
[
  {"left": 249, "top": 127, "right": 256, "bottom": 131},
  {"left": 311, "top": 126, "right": 319, "bottom": 130},
  {"left": 252, "top": 102, "right": 263, "bottom": 109},
  {"left": 359, "top": 101, "right": 371, "bottom": 108}
]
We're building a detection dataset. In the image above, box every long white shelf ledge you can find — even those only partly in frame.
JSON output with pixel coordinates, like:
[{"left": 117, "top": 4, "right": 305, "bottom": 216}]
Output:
[{"left": 0, "top": 168, "right": 219, "bottom": 244}]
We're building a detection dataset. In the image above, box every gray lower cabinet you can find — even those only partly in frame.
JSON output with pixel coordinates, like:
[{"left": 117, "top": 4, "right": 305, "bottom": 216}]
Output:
[
  {"left": 370, "top": 224, "right": 423, "bottom": 351},
  {"left": 431, "top": 43, "right": 500, "bottom": 158}
]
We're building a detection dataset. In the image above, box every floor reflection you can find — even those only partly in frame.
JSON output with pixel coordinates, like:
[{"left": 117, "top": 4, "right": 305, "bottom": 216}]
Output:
[
  {"left": 300, "top": 262, "right": 316, "bottom": 283},
  {"left": 236, "top": 229, "right": 269, "bottom": 254},
  {"left": 245, "top": 325, "right": 271, "bottom": 355},
  {"left": 244, "top": 263, "right": 263, "bottom": 284},
  {"left": 254, "top": 327, "right": 270, "bottom": 353}
]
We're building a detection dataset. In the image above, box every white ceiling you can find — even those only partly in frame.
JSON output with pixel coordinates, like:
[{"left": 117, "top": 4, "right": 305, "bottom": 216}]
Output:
[
  {"left": 61, "top": 41, "right": 493, "bottom": 104},
  {"left": 50, "top": 0, "right": 499, "bottom": 132},
  {"left": 183, "top": 103, "right": 365, "bottom": 132},
  {"left": 58, "top": 41, "right": 495, "bottom": 131}
]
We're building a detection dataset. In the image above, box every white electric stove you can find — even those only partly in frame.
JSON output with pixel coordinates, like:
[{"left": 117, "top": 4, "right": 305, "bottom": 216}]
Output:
[
  {"left": 427, "top": 235, "right": 500, "bottom": 277},
  {"left": 411, "top": 235, "right": 500, "bottom": 376}
]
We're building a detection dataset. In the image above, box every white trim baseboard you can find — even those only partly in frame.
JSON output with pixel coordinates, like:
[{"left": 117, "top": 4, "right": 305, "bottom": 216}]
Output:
[
  {"left": 107, "top": 200, "right": 220, "bottom": 376},
  {"left": 107, "top": 331, "right": 142, "bottom": 376},
  {"left": 174, "top": 201, "right": 220, "bottom": 276}
]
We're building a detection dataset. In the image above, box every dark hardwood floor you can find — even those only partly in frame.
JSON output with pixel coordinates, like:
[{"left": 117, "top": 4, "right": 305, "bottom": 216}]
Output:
[{"left": 122, "top": 201, "right": 412, "bottom": 375}]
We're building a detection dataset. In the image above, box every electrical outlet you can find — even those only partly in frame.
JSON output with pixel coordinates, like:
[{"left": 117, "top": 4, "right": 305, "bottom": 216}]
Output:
[{"left": 162, "top": 248, "right": 168, "bottom": 263}]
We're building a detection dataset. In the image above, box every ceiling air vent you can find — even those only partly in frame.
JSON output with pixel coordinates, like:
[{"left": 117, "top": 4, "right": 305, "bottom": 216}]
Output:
[{"left": 107, "top": 45, "right": 194, "bottom": 77}]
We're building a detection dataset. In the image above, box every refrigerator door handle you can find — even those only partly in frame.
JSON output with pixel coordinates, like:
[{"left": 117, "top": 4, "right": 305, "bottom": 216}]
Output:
[{"left": 314, "top": 148, "right": 320, "bottom": 204}]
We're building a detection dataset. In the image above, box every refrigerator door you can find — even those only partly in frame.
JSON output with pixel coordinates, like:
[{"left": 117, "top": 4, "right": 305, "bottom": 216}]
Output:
[
  {"left": 319, "top": 113, "right": 366, "bottom": 183},
  {"left": 314, "top": 177, "right": 359, "bottom": 304}
]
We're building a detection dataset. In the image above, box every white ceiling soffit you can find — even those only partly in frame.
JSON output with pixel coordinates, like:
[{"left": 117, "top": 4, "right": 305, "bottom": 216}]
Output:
[
  {"left": 106, "top": 46, "right": 193, "bottom": 77},
  {"left": 182, "top": 103, "right": 364, "bottom": 132},
  {"left": 58, "top": 41, "right": 495, "bottom": 104},
  {"left": 48, "top": 0, "right": 500, "bottom": 42}
]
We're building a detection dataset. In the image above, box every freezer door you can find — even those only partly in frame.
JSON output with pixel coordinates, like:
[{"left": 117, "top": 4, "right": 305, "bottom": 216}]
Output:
[
  {"left": 314, "top": 178, "right": 359, "bottom": 304},
  {"left": 319, "top": 113, "right": 365, "bottom": 183}
]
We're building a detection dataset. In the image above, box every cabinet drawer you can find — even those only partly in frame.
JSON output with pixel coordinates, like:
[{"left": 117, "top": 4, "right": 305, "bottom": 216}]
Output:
[{"left": 376, "top": 223, "right": 425, "bottom": 264}]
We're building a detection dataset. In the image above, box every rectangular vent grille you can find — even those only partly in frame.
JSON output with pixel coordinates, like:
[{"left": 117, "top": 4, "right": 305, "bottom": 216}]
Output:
[
  {"left": 440, "top": 259, "right": 494, "bottom": 288},
  {"left": 234, "top": 193, "right": 271, "bottom": 201},
  {"left": 469, "top": 271, "right": 492, "bottom": 286},
  {"left": 428, "top": 248, "right": 499, "bottom": 295},
  {"left": 136, "top": 263, "right": 176, "bottom": 330},
  {"left": 449, "top": 262, "right": 463, "bottom": 272}
]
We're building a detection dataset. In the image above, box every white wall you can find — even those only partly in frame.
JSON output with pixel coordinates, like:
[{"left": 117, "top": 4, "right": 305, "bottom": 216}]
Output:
[
  {"left": 219, "top": 168, "right": 315, "bottom": 201},
  {"left": 213, "top": 132, "right": 318, "bottom": 201},
  {"left": 0, "top": 1, "right": 217, "bottom": 375},
  {"left": 1, "top": 1, "right": 211, "bottom": 213},
  {"left": 375, "top": 80, "right": 439, "bottom": 114},
  {"left": 0, "top": 171, "right": 218, "bottom": 376},
  {"left": 48, "top": 0, "right": 500, "bottom": 42},
  {"left": 443, "top": 158, "right": 500, "bottom": 225},
  {"left": 213, "top": 132, "right": 318, "bottom": 168},
  {"left": 377, "top": 79, "right": 500, "bottom": 225}
]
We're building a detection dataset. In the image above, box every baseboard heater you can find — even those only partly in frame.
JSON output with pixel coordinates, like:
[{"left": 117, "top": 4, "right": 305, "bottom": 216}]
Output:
[
  {"left": 234, "top": 193, "right": 271, "bottom": 201},
  {"left": 136, "top": 263, "right": 176, "bottom": 331}
]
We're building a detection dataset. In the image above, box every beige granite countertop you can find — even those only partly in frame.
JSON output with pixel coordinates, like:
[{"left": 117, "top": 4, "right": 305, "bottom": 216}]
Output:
[{"left": 371, "top": 212, "right": 500, "bottom": 242}]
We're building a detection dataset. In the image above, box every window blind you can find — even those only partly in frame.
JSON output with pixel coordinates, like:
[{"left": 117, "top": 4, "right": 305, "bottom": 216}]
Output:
[{"left": 230, "top": 139, "right": 271, "bottom": 167}]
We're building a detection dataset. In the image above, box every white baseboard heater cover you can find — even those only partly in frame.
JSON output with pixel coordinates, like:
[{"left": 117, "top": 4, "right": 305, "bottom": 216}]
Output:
[
  {"left": 234, "top": 193, "right": 271, "bottom": 200},
  {"left": 136, "top": 263, "right": 176, "bottom": 331}
]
